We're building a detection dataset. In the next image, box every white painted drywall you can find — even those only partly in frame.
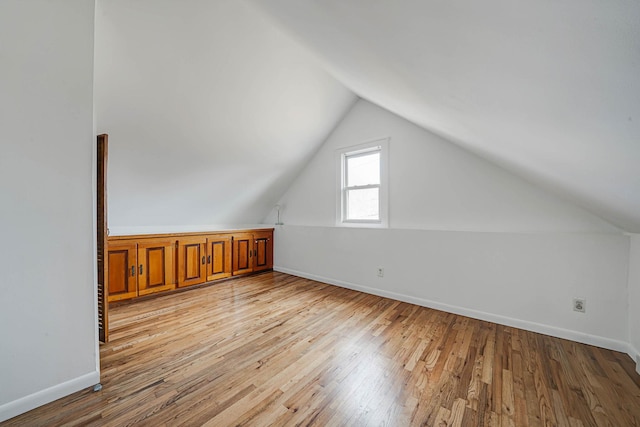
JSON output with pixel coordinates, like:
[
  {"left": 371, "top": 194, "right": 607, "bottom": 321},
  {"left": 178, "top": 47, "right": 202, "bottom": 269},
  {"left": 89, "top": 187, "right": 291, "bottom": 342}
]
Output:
[
  {"left": 0, "top": 1, "right": 98, "bottom": 422},
  {"left": 628, "top": 234, "right": 640, "bottom": 370},
  {"left": 267, "top": 100, "right": 619, "bottom": 232},
  {"left": 95, "top": 0, "right": 355, "bottom": 231},
  {"left": 275, "top": 226, "right": 629, "bottom": 349},
  {"left": 269, "top": 99, "right": 630, "bottom": 350},
  {"left": 250, "top": 0, "right": 640, "bottom": 231}
]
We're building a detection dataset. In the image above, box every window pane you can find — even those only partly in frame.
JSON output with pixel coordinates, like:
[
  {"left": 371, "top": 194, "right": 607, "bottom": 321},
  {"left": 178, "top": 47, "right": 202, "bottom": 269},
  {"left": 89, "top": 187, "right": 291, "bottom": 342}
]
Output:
[
  {"left": 347, "top": 151, "right": 380, "bottom": 186},
  {"left": 346, "top": 187, "right": 379, "bottom": 220}
]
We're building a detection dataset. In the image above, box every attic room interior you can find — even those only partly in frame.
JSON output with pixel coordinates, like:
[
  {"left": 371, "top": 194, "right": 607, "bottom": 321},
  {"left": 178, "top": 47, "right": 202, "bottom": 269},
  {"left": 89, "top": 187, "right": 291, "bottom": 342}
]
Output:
[{"left": 1, "top": 0, "right": 639, "bottom": 425}]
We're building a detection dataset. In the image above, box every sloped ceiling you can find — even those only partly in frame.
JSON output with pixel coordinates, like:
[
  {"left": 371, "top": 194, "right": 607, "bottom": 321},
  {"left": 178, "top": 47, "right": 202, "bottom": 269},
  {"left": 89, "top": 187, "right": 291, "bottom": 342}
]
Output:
[
  {"left": 95, "top": 0, "right": 356, "bottom": 229},
  {"left": 248, "top": 0, "right": 640, "bottom": 232}
]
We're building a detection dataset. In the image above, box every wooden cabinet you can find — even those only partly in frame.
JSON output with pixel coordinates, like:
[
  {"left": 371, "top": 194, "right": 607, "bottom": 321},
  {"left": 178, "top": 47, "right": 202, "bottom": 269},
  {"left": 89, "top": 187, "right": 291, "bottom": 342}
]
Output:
[
  {"left": 232, "top": 230, "right": 273, "bottom": 275},
  {"left": 108, "top": 228, "right": 273, "bottom": 301},
  {"left": 206, "top": 234, "right": 232, "bottom": 281},
  {"left": 252, "top": 231, "right": 273, "bottom": 272},
  {"left": 232, "top": 233, "right": 254, "bottom": 276},
  {"left": 107, "top": 239, "right": 175, "bottom": 302},
  {"left": 178, "top": 236, "right": 207, "bottom": 287},
  {"left": 137, "top": 239, "right": 175, "bottom": 296},
  {"left": 107, "top": 242, "right": 138, "bottom": 302}
]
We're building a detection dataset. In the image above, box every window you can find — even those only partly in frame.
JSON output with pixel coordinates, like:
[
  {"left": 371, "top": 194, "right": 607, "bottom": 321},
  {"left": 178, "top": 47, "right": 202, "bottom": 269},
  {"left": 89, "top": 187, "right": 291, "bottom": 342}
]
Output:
[{"left": 337, "top": 138, "right": 388, "bottom": 227}]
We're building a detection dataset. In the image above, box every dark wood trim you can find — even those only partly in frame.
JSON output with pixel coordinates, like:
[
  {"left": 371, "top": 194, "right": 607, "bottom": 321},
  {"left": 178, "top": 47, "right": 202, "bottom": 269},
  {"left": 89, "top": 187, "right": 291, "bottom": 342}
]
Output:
[{"left": 97, "top": 134, "right": 109, "bottom": 343}]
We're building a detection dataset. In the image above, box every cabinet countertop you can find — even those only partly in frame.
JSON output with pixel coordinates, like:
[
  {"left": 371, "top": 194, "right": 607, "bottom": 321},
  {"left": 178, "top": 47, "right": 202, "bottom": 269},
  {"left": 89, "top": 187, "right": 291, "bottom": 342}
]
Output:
[{"left": 108, "top": 225, "right": 276, "bottom": 240}]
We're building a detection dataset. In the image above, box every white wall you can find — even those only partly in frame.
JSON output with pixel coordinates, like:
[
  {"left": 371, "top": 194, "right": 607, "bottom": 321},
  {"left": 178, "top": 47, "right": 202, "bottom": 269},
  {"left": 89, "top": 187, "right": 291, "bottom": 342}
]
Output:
[
  {"left": 629, "top": 234, "right": 640, "bottom": 372},
  {"left": 269, "top": 100, "right": 619, "bottom": 232},
  {"left": 95, "top": 0, "right": 355, "bottom": 230},
  {"left": 276, "top": 227, "right": 629, "bottom": 348},
  {"left": 251, "top": 0, "right": 640, "bottom": 232},
  {"left": 271, "top": 99, "right": 630, "bottom": 351},
  {"left": 0, "top": 1, "right": 98, "bottom": 422}
]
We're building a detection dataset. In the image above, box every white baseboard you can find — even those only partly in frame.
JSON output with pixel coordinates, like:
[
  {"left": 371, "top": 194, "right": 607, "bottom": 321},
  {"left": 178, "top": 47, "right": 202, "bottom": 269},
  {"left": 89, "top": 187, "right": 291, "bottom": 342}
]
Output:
[
  {"left": 630, "top": 344, "right": 640, "bottom": 375},
  {"left": 275, "top": 266, "right": 631, "bottom": 355},
  {"left": 0, "top": 370, "right": 100, "bottom": 423}
]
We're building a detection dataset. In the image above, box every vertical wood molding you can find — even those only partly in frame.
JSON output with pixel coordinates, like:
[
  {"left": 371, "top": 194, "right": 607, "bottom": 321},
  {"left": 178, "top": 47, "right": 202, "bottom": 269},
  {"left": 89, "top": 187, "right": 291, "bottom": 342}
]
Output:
[{"left": 97, "top": 134, "right": 109, "bottom": 343}]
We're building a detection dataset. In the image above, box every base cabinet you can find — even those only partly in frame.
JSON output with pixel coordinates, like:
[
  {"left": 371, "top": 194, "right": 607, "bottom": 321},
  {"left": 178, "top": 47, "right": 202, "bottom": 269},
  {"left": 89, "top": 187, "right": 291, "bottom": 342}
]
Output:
[
  {"left": 138, "top": 240, "right": 175, "bottom": 296},
  {"left": 252, "top": 231, "right": 273, "bottom": 273},
  {"left": 206, "top": 235, "right": 232, "bottom": 281},
  {"left": 107, "top": 242, "right": 137, "bottom": 302},
  {"left": 108, "top": 228, "right": 273, "bottom": 302},
  {"left": 178, "top": 237, "right": 207, "bottom": 287},
  {"left": 107, "top": 239, "right": 175, "bottom": 302},
  {"left": 232, "top": 233, "right": 254, "bottom": 276},
  {"left": 232, "top": 231, "right": 273, "bottom": 275}
]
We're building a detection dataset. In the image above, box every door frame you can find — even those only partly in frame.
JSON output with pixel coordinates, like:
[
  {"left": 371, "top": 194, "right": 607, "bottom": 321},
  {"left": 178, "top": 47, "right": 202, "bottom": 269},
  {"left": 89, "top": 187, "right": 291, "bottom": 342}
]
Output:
[{"left": 97, "top": 134, "right": 109, "bottom": 343}]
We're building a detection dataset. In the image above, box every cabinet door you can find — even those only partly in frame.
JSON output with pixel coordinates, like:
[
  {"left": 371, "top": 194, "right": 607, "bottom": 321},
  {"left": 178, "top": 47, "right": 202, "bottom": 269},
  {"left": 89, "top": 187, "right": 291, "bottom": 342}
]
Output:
[
  {"left": 178, "top": 237, "right": 207, "bottom": 287},
  {"left": 206, "top": 235, "right": 231, "bottom": 281},
  {"left": 107, "top": 242, "right": 137, "bottom": 302},
  {"left": 253, "top": 231, "right": 273, "bottom": 272},
  {"left": 138, "top": 239, "right": 175, "bottom": 296},
  {"left": 232, "top": 233, "right": 254, "bottom": 276}
]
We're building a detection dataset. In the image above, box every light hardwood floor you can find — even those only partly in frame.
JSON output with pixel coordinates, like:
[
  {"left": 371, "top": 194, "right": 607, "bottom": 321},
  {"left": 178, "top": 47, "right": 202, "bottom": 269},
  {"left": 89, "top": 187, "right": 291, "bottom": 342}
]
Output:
[{"left": 4, "top": 272, "right": 640, "bottom": 426}]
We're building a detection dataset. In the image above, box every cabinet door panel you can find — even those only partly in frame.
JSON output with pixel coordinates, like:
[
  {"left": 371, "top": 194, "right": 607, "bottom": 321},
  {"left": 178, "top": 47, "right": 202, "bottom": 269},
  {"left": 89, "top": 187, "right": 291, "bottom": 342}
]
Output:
[
  {"left": 207, "top": 235, "right": 231, "bottom": 281},
  {"left": 253, "top": 231, "right": 273, "bottom": 272},
  {"left": 178, "top": 237, "right": 207, "bottom": 287},
  {"left": 108, "top": 252, "right": 128, "bottom": 294},
  {"left": 232, "top": 233, "right": 254, "bottom": 276},
  {"left": 253, "top": 233, "right": 273, "bottom": 271},
  {"left": 186, "top": 245, "right": 200, "bottom": 278},
  {"left": 138, "top": 239, "right": 175, "bottom": 296},
  {"left": 107, "top": 242, "right": 137, "bottom": 302},
  {"left": 236, "top": 241, "right": 250, "bottom": 270},
  {"left": 211, "top": 243, "right": 225, "bottom": 274},
  {"left": 147, "top": 249, "right": 164, "bottom": 285}
]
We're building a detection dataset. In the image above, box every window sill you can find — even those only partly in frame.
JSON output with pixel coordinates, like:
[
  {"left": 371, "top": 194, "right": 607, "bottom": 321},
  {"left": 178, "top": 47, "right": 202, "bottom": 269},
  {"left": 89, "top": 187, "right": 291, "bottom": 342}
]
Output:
[{"left": 336, "top": 221, "right": 388, "bottom": 229}]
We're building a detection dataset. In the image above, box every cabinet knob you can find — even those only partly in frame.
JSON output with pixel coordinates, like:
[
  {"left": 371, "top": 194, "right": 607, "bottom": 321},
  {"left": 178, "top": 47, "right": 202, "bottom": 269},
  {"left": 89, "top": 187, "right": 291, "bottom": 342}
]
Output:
[
  {"left": 131, "top": 266, "right": 135, "bottom": 277},
  {"left": 139, "top": 264, "right": 143, "bottom": 275},
  {"left": 202, "top": 256, "right": 206, "bottom": 265}
]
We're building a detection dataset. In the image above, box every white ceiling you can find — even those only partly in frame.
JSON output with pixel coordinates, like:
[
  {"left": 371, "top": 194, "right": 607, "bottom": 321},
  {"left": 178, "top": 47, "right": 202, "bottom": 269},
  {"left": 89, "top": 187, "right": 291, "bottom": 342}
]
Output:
[
  {"left": 95, "top": 0, "right": 355, "bottom": 228},
  {"left": 248, "top": 0, "right": 640, "bottom": 232}
]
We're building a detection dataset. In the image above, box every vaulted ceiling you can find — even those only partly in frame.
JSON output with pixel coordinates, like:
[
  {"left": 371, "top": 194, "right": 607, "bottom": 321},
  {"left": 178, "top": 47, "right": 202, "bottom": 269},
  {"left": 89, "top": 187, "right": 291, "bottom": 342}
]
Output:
[
  {"left": 97, "top": 0, "right": 640, "bottom": 232},
  {"left": 248, "top": 0, "right": 640, "bottom": 232},
  {"left": 95, "top": 0, "right": 355, "bottom": 229}
]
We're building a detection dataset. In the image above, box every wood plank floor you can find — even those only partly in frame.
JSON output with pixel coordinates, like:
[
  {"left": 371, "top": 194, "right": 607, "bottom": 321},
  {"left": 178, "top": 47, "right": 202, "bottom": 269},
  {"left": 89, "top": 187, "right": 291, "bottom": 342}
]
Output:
[{"left": 4, "top": 272, "right": 640, "bottom": 426}]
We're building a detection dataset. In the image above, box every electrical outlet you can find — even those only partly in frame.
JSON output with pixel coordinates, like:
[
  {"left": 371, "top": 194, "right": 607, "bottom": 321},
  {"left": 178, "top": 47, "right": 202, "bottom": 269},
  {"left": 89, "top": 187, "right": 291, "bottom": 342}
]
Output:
[
  {"left": 573, "top": 298, "right": 586, "bottom": 313},
  {"left": 377, "top": 267, "right": 384, "bottom": 277}
]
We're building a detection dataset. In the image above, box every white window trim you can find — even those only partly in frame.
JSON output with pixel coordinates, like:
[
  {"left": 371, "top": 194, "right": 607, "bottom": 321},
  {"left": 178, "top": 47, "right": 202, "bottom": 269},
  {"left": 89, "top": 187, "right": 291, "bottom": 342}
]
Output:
[{"left": 336, "top": 138, "right": 389, "bottom": 228}]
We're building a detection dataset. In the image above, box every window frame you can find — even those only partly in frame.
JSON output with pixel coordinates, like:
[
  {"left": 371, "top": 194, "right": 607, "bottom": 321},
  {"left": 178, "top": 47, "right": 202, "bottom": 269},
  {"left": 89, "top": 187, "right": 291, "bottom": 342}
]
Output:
[{"left": 336, "top": 138, "right": 389, "bottom": 228}]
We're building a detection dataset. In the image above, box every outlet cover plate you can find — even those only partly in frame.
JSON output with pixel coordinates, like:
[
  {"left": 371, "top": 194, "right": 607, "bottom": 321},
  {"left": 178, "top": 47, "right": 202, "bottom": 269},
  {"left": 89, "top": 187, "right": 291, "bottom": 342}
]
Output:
[{"left": 573, "top": 298, "right": 586, "bottom": 313}]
